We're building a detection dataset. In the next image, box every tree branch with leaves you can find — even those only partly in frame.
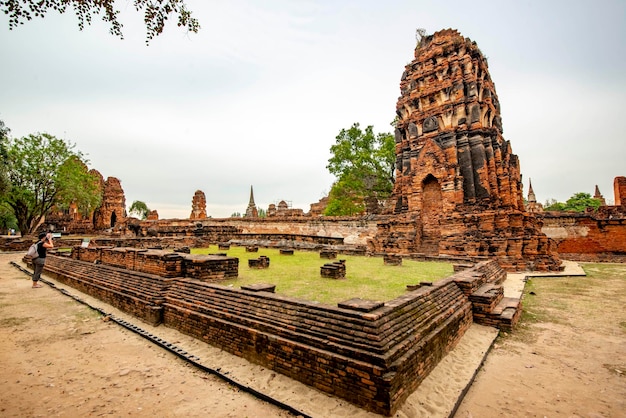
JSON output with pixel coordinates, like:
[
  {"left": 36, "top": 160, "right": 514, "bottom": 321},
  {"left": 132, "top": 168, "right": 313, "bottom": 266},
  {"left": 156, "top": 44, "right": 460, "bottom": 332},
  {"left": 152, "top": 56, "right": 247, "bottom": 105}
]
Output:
[
  {"left": 325, "top": 123, "right": 395, "bottom": 216},
  {"left": 1, "top": 0, "right": 200, "bottom": 44}
]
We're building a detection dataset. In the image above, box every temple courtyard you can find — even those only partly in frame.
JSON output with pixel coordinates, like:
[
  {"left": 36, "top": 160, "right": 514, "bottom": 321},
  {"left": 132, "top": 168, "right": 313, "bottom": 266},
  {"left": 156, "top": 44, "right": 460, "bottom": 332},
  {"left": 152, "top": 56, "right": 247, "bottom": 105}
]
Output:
[{"left": 0, "top": 253, "right": 624, "bottom": 417}]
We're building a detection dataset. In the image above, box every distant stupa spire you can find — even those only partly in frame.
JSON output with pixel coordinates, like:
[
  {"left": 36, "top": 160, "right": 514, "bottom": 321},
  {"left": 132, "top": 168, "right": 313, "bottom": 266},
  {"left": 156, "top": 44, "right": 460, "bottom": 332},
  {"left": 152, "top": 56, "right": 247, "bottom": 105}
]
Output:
[
  {"left": 245, "top": 185, "right": 259, "bottom": 218},
  {"left": 527, "top": 178, "right": 537, "bottom": 203},
  {"left": 594, "top": 184, "right": 606, "bottom": 206}
]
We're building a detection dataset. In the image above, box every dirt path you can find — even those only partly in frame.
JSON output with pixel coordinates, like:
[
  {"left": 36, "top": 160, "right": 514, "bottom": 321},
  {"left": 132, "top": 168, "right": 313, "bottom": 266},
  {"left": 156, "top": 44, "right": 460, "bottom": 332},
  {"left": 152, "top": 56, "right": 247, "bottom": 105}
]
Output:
[
  {"left": 0, "top": 254, "right": 293, "bottom": 418},
  {"left": 455, "top": 263, "right": 626, "bottom": 418}
]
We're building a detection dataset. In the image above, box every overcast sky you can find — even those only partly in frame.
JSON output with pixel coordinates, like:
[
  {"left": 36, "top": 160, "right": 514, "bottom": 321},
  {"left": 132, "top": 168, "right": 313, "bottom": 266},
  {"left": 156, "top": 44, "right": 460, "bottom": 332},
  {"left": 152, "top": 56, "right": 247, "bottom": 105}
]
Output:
[{"left": 1, "top": 0, "right": 624, "bottom": 218}]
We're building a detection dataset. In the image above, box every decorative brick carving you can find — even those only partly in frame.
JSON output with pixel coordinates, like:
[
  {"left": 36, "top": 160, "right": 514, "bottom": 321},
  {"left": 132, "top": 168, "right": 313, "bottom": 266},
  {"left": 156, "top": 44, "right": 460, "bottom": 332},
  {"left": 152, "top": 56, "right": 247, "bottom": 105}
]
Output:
[{"left": 372, "top": 29, "right": 561, "bottom": 271}]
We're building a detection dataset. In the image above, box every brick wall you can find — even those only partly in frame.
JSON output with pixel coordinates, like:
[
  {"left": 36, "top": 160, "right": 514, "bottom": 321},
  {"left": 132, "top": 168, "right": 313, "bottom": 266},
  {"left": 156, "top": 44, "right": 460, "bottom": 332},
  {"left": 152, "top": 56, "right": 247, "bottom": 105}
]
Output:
[
  {"left": 41, "top": 249, "right": 509, "bottom": 416},
  {"left": 71, "top": 247, "right": 238, "bottom": 281},
  {"left": 540, "top": 213, "right": 626, "bottom": 262},
  {"left": 43, "top": 255, "right": 174, "bottom": 325}
]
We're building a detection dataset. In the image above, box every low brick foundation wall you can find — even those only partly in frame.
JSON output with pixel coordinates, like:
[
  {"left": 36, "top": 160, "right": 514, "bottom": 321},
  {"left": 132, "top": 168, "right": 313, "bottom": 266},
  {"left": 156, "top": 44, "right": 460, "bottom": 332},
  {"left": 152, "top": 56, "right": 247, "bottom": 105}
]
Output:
[
  {"left": 40, "top": 249, "right": 511, "bottom": 416},
  {"left": 71, "top": 247, "right": 238, "bottom": 281},
  {"left": 43, "top": 255, "right": 175, "bottom": 325},
  {"left": 162, "top": 276, "right": 472, "bottom": 415}
]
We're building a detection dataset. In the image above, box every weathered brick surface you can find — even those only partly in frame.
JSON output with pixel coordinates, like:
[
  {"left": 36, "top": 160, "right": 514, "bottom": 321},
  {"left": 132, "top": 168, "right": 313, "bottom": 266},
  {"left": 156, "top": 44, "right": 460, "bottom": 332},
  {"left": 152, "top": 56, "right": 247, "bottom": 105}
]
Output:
[
  {"left": 43, "top": 249, "right": 509, "bottom": 415},
  {"left": 320, "top": 260, "right": 346, "bottom": 279},
  {"left": 248, "top": 256, "right": 270, "bottom": 269},
  {"left": 370, "top": 29, "right": 561, "bottom": 271},
  {"left": 320, "top": 250, "right": 337, "bottom": 259},
  {"left": 383, "top": 254, "right": 402, "bottom": 266},
  {"left": 93, "top": 176, "right": 126, "bottom": 231},
  {"left": 44, "top": 255, "right": 174, "bottom": 325},
  {"left": 540, "top": 211, "right": 626, "bottom": 262},
  {"left": 72, "top": 246, "right": 238, "bottom": 281},
  {"left": 189, "top": 190, "right": 208, "bottom": 219}
]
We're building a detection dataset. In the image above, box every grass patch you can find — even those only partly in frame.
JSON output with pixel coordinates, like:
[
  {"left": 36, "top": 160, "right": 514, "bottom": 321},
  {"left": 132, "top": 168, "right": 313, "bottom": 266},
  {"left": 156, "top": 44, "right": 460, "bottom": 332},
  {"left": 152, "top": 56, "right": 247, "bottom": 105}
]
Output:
[{"left": 192, "top": 246, "right": 454, "bottom": 305}]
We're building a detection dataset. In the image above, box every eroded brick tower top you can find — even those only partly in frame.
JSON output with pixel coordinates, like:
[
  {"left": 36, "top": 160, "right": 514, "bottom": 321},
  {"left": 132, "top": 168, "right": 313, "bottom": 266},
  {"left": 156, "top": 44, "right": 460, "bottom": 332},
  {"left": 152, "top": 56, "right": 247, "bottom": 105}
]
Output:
[{"left": 393, "top": 28, "right": 522, "bottom": 214}]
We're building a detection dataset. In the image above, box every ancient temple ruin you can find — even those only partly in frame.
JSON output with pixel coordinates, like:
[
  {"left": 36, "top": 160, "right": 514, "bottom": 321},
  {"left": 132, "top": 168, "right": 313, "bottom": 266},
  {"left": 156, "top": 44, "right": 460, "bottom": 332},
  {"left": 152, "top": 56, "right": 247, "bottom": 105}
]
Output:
[
  {"left": 245, "top": 186, "right": 258, "bottom": 218},
  {"left": 92, "top": 174, "right": 126, "bottom": 231},
  {"left": 372, "top": 29, "right": 561, "bottom": 271},
  {"left": 525, "top": 179, "right": 543, "bottom": 213},
  {"left": 190, "top": 190, "right": 208, "bottom": 219}
]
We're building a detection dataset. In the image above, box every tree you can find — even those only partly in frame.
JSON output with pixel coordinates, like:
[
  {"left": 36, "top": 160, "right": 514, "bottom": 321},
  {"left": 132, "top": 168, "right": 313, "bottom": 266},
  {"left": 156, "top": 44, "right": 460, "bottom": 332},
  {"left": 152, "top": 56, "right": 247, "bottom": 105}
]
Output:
[
  {"left": 544, "top": 193, "right": 601, "bottom": 212},
  {"left": 0, "top": 201, "right": 17, "bottom": 233},
  {"left": 563, "top": 192, "right": 602, "bottom": 212},
  {"left": 2, "top": 133, "right": 102, "bottom": 234},
  {"left": 129, "top": 200, "right": 150, "bottom": 220},
  {"left": 544, "top": 198, "right": 566, "bottom": 212},
  {"left": 325, "top": 123, "right": 395, "bottom": 216},
  {"left": 1, "top": 0, "right": 200, "bottom": 44},
  {"left": 0, "top": 119, "right": 10, "bottom": 196}
]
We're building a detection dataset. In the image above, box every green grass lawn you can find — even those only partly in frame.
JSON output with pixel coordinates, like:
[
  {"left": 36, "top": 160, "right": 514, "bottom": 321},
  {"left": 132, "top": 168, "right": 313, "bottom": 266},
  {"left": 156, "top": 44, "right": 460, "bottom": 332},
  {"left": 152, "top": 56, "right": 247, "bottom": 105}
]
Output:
[{"left": 192, "top": 246, "right": 454, "bottom": 305}]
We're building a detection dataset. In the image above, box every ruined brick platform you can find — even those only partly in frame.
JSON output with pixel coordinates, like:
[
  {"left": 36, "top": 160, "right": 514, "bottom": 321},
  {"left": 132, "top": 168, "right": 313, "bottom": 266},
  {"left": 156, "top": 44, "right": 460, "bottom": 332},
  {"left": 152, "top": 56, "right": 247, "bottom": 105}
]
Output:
[
  {"left": 71, "top": 246, "right": 238, "bottom": 282},
  {"left": 40, "top": 246, "right": 516, "bottom": 416}
]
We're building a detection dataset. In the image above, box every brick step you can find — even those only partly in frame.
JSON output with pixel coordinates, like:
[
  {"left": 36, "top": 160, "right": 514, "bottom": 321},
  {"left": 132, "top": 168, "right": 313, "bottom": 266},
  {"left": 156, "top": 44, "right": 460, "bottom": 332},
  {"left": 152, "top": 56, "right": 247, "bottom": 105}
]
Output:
[
  {"left": 472, "top": 296, "right": 521, "bottom": 330},
  {"left": 469, "top": 283, "right": 504, "bottom": 313}
]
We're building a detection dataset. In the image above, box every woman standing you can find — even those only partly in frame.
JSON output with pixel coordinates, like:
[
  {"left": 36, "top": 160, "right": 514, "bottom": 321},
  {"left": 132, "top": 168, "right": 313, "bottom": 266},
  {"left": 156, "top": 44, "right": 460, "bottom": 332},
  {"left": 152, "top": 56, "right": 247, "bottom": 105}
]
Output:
[{"left": 32, "top": 232, "right": 53, "bottom": 288}]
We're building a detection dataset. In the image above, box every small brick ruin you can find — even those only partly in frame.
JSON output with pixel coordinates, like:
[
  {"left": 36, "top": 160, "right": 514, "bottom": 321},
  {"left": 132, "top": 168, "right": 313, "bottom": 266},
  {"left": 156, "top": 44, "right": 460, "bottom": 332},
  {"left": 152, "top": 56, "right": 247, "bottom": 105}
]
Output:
[
  {"left": 38, "top": 248, "right": 516, "bottom": 416},
  {"left": 383, "top": 254, "right": 403, "bottom": 266},
  {"left": 189, "top": 190, "right": 208, "bottom": 219},
  {"left": 45, "top": 171, "right": 126, "bottom": 234},
  {"left": 371, "top": 29, "right": 561, "bottom": 271},
  {"left": 248, "top": 255, "right": 270, "bottom": 269},
  {"left": 320, "top": 250, "right": 337, "bottom": 259},
  {"left": 320, "top": 259, "right": 346, "bottom": 279}
]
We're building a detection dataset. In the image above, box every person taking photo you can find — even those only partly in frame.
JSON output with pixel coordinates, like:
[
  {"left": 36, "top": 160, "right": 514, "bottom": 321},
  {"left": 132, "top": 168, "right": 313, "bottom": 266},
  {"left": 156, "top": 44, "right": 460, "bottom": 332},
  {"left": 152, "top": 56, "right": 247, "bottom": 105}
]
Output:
[{"left": 32, "top": 232, "right": 53, "bottom": 288}]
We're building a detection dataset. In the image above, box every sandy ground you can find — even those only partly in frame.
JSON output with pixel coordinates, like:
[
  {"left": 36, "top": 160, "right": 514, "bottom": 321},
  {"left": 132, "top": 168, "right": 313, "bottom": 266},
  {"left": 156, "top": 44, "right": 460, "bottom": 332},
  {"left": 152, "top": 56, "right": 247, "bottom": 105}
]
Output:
[{"left": 1, "top": 253, "right": 624, "bottom": 417}]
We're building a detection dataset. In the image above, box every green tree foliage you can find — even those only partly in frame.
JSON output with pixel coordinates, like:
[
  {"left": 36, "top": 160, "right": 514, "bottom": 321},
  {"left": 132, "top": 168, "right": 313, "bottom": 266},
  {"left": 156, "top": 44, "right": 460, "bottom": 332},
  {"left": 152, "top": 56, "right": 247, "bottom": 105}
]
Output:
[
  {"left": 1, "top": 0, "right": 200, "bottom": 44},
  {"left": 0, "top": 201, "right": 18, "bottom": 232},
  {"left": 325, "top": 123, "right": 395, "bottom": 216},
  {"left": 544, "top": 193, "right": 602, "bottom": 212},
  {"left": 0, "top": 120, "right": 10, "bottom": 195},
  {"left": 129, "top": 200, "right": 150, "bottom": 220},
  {"left": 2, "top": 133, "right": 102, "bottom": 234}
]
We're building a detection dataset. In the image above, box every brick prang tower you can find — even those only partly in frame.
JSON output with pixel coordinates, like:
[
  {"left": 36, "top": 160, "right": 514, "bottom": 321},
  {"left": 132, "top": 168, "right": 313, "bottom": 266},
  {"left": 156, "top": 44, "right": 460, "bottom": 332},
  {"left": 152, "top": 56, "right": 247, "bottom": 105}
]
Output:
[{"left": 373, "top": 29, "right": 561, "bottom": 271}]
